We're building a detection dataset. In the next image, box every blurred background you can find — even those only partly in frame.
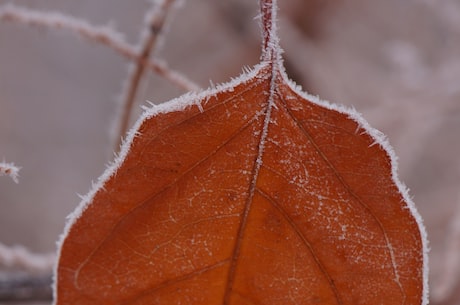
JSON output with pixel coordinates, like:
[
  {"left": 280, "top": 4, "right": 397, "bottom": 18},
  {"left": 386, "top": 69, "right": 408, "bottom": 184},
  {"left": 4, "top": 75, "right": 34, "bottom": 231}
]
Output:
[{"left": 1, "top": 0, "right": 459, "bottom": 304}]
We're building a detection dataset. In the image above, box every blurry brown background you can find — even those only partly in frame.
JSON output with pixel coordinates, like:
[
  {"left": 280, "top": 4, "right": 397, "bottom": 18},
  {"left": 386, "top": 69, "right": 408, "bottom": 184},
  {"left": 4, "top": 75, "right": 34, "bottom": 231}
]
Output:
[{"left": 1, "top": 0, "right": 459, "bottom": 304}]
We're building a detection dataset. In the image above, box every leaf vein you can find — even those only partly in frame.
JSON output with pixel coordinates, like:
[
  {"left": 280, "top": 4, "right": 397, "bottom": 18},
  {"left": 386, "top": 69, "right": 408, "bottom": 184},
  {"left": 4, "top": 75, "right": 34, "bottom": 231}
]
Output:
[
  {"left": 278, "top": 89, "right": 406, "bottom": 303},
  {"left": 256, "top": 187, "right": 343, "bottom": 305}
]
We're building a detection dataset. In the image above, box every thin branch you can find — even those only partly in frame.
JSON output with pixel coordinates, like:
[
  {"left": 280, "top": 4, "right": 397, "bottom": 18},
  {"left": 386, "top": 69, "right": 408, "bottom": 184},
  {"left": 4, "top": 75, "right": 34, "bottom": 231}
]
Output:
[
  {"left": 146, "top": 58, "right": 200, "bottom": 93},
  {"left": 0, "top": 243, "right": 55, "bottom": 273},
  {"left": 0, "top": 271, "right": 52, "bottom": 301},
  {"left": 0, "top": 243, "right": 54, "bottom": 299},
  {"left": 0, "top": 4, "right": 133, "bottom": 59},
  {"left": 0, "top": 161, "right": 20, "bottom": 183},
  {"left": 0, "top": 4, "right": 199, "bottom": 93},
  {"left": 115, "top": 0, "right": 182, "bottom": 149}
]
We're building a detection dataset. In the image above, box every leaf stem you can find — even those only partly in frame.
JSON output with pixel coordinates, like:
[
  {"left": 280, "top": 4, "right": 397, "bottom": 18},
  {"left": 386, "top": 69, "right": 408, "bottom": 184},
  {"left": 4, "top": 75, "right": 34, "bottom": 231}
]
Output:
[{"left": 259, "top": 0, "right": 280, "bottom": 63}]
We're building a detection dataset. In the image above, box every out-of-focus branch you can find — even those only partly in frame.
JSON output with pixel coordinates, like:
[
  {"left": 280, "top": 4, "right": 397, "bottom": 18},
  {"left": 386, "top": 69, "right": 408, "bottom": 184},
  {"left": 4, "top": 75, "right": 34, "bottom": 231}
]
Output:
[
  {"left": 116, "top": 0, "right": 187, "bottom": 149},
  {"left": 0, "top": 161, "right": 20, "bottom": 183},
  {"left": 0, "top": 4, "right": 133, "bottom": 60},
  {"left": 0, "top": 271, "right": 52, "bottom": 301},
  {"left": 0, "top": 243, "right": 55, "bottom": 301},
  {"left": 0, "top": 4, "right": 199, "bottom": 93},
  {"left": 431, "top": 192, "right": 460, "bottom": 304},
  {"left": 0, "top": 243, "right": 55, "bottom": 273}
]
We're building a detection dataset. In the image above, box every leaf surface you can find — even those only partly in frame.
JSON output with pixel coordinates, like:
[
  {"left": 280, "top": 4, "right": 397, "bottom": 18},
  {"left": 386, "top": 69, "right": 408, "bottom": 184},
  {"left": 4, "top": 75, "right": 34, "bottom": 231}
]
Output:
[{"left": 54, "top": 1, "right": 427, "bottom": 304}]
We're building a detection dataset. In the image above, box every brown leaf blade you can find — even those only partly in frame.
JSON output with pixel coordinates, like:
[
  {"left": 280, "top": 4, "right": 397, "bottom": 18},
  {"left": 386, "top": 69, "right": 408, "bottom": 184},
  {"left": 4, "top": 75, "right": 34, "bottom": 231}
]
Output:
[
  {"left": 55, "top": 61, "right": 425, "bottom": 304},
  {"left": 55, "top": 1, "right": 426, "bottom": 304}
]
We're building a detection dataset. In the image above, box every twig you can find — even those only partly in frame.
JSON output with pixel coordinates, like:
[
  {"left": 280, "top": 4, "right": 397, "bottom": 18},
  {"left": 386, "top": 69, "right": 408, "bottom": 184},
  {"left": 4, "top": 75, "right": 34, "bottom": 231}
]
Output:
[
  {"left": 0, "top": 243, "right": 55, "bottom": 273},
  {"left": 0, "top": 161, "right": 20, "bottom": 183},
  {"left": 0, "top": 243, "right": 55, "bottom": 301},
  {"left": 145, "top": 58, "right": 200, "bottom": 93},
  {"left": 0, "top": 4, "right": 198, "bottom": 93},
  {"left": 115, "top": 0, "right": 183, "bottom": 149},
  {"left": 0, "top": 4, "right": 133, "bottom": 59},
  {"left": 0, "top": 271, "right": 52, "bottom": 301}
]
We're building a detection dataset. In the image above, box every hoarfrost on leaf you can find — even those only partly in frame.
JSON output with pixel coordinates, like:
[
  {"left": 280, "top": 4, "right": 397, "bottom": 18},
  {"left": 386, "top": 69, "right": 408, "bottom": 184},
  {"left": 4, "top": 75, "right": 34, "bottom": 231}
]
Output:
[{"left": 53, "top": 0, "right": 428, "bottom": 305}]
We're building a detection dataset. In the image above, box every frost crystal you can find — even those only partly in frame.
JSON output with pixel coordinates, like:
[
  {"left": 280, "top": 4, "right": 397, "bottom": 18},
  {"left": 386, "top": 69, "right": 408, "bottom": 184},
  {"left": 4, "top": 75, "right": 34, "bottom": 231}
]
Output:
[{"left": 0, "top": 161, "right": 20, "bottom": 183}]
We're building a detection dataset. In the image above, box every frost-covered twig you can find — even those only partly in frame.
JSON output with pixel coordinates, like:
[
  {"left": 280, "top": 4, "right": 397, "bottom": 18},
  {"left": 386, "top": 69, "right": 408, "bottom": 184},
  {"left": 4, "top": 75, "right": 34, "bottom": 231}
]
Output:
[
  {"left": 0, "top": 161, "right": 20, "bottom": 183},
  {"left": 0, "top": 243, "right": 55, "bottom": 273},
  {"left": 0, "top": 4, "right": 198, "bottom": 93},
  {"left": 0, "top": 272, "right": 52, "bottom": 301},
  {"left": 0, "top": 4, "right": 134, "bottom": 58},
  {"left": 116, "top": 0, "right": 192, "bottom": 148},
  {"left": 0, "top": 243, "right": 54, "bottom": 300}
]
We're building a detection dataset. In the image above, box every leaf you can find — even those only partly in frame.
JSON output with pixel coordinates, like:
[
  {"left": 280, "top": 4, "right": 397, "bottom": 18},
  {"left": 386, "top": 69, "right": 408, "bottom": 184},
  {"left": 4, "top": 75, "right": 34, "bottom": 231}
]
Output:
[{"left": 54, "top": 1, "right": 428, "bottom": 304}]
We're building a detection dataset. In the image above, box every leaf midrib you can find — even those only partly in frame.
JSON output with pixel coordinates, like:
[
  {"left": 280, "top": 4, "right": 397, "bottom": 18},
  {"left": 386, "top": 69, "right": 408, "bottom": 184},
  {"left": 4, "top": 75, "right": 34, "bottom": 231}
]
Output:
[{"left": 222, "top": 62, "right": 278, "bottom": 305}]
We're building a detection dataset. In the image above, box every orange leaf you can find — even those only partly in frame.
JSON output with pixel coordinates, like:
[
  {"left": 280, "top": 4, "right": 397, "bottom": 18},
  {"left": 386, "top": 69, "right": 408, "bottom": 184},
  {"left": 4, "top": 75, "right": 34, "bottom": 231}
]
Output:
[{"left": 54, "top": 1, "right": 428, "bottom": 304}]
